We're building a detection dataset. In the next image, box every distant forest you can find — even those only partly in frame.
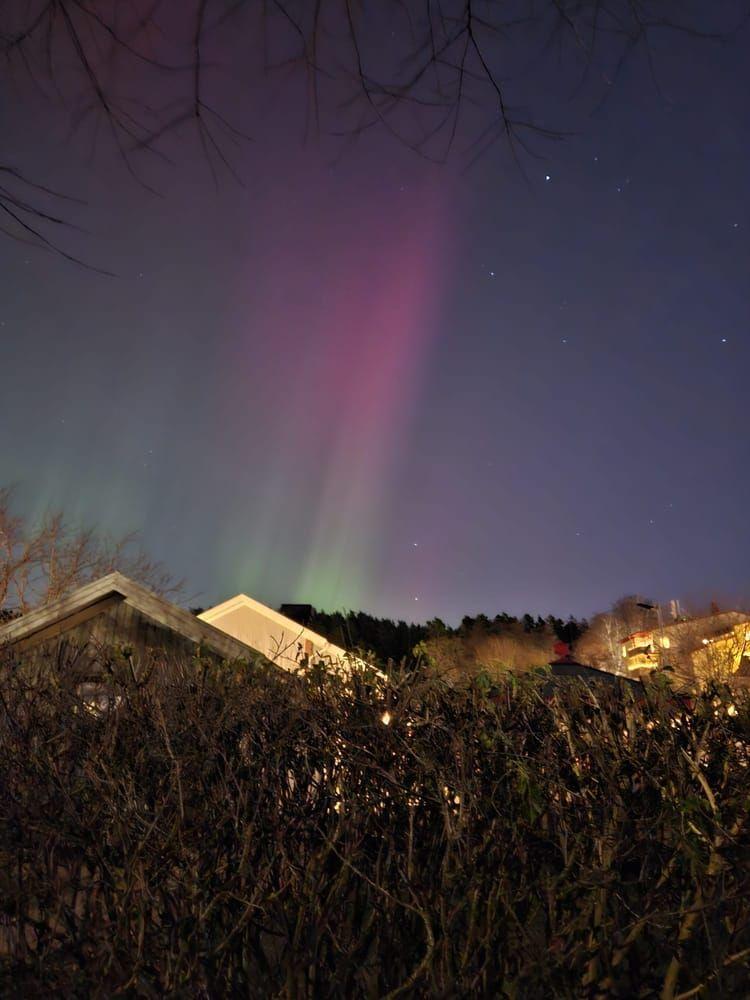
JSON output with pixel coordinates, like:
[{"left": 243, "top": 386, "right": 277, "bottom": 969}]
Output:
[{"left": 279, "top": 606, "right": 588, "bottom": 665}]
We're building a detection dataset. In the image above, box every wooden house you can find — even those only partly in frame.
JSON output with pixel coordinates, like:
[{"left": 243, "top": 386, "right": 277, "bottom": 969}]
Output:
[{"left": 0, "top": 572, "right": 258, "bottom": 673}]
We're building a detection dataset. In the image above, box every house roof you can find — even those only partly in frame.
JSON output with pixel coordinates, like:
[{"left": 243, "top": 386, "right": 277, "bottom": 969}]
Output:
[
  {"left": 199, "top": 592, "right": 342, "bottom": 652},
  {"left": 0, "top": 572, "right": 258, "bottom": 662},
  {"left": 622, "top": 611, "right": 749, "bottom": 645},
  {"left": 548, "top": 655, "right": 642, "bottom": 686},
  {"left": 198, "top": 593, "right": 381, "bottom": 677}
]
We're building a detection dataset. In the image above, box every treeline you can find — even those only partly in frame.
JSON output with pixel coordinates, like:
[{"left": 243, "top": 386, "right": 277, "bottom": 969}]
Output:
[{"left": 285, "top": 607, "right": 588, "bottom": 664}]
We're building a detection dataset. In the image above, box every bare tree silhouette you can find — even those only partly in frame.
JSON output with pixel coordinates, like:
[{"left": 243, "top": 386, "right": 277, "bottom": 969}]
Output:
[
  {"left": 1, "top": 1, "right": 746, "bottom": 257},
  {"left": 0, "top": 486, "right": 182, "bottom": 613}
]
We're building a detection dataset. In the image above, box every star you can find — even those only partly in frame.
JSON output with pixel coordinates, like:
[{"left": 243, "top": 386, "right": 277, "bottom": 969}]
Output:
[
  {"left": 489, "top": 270, "right": 495, "bottom": 277},
  {"left": 412, "top": 542, "right": 418, "bottom": 547},
  {"left": 721, "top": 337, "right": 727, "bottom": 343},
  {"left": 544, "top": 174, "right": 551, "bottom": 182},
  {"left": 561, "top": 338, "right": 567, "bottom": 344}
]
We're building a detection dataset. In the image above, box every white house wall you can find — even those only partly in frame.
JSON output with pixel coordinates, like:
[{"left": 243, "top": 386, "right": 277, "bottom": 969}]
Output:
[{"left": 197, "top": 598, "right": 351, "bottom": 674}]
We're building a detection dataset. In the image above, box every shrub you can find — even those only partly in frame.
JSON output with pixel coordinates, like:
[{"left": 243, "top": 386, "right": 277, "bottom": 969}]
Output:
[{"left": 1, "top": 648, "right": 749, "bottom": 997}]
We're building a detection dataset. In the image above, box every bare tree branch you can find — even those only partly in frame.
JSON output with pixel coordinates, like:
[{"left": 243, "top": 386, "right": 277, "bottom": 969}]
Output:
[
  {"left": 0, "top": 485, "right": 182, "bottom": 614},
  {"left": 1, "top": 1, "right": 746, "bottom": 262}
]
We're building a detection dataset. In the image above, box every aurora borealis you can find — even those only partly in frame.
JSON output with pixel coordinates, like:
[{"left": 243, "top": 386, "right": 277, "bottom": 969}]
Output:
[
  {"left": 1, "top": 4, "right": 749, "bottom": 622},
  {"left": 215, "top": 170, "right": 452, "bottom": 611}
]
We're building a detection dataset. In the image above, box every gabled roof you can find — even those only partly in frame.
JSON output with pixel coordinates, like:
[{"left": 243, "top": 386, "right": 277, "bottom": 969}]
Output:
[
  {"left": 198, "top": 593, "right": 379, "bottom": 676},
  {"left": 0, "top": 572, "right": 258, "bottom": 663},
  {"left": 199, "top": 592, "right": 340, "bottom": 652}
]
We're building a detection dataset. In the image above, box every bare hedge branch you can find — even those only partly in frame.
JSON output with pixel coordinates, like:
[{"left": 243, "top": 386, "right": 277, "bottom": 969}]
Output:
[{"left": 1, "top": 647, "right": 749, "bottom": 996}]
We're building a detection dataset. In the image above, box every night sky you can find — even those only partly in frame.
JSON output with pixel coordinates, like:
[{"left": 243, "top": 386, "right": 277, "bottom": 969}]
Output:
[{"left": 1, "top": 4, "right": 748, "bottom": 622}]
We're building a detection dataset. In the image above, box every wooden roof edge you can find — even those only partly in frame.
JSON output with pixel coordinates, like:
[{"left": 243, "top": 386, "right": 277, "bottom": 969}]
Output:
[
  {"left": 0, "top": 573, "right": 130, "bottom": 644},
  {"left": 0, "top": 572, "right": 259, "bottom": 664}
]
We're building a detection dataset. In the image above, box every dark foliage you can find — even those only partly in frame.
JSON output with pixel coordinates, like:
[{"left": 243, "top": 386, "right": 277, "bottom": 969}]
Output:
[
  {"left": 1, "top": 649, "right": 749, "bottom": 998},
  {"left": 284, "top": 606, "right": 587, "bottom": 664},
  {"left": 285, "top": 606, "right": 429, "bottom": 664}
]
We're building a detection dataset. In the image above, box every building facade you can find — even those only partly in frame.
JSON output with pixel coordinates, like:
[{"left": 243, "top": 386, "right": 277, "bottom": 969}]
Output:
[{"left": 620, "top": 611, "right": 750, "bottom": 683}]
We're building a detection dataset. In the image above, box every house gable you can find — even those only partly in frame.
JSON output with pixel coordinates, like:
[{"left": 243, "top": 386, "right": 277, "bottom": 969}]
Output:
[
  {"left": 198, "top": 593, "right": 352, "bottom": 672},
  {"left": 0, "top": 573, "right": 257, "bottom": 665}
]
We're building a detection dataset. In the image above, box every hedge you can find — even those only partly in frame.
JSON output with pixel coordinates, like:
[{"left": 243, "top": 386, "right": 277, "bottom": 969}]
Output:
[{"left": 1, "top": 648, "right": 749, "bottom": 998}]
